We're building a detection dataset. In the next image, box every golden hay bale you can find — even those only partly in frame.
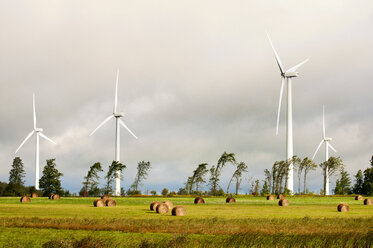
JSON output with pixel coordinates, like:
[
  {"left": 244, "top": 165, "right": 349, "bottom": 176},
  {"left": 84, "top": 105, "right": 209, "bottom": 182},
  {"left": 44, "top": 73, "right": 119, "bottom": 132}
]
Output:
[
  {"left": 101, "top": 195, "right": 109, "bottom": 201},
  {"left": 355, "top": 195, "right": 363, "bottom": 200},
  {"left": 338, "top": 203, "right": 350, "bottom": 212},
  {"left": 106, "top": 198, "right": 117, "bottom": 207},
  {"left": 278, "top": 199, "right": 289, "bottom": 206},
  {"left": 194, "top": 197, "right": 205, "bottom": 204},
  {"left": 93, "top": 199, "right": 105, "bottom": 207},
  {"left": 277, "top": 194, "right": 285, "bottom": 200},
  {"left": 226, "top": 197, "right": 236, "bottom": 203},
  {"left": 31, "top": 193, "right": 38, "bottom": 198},
  {"left": 49, "top": 193, "right": 55, "bottom": 199},
  {"left": 267, "top": 195, "right": 275, "bottom": 201},
  {"left": 364, "top": 199, "right": 372, "bottom": 205},
  {"left": 172, "top": 206, "right": 186, "bottom": 216},
  {"left": 52, "top": 194, "right": 60, "bottom": 200},
  {"left": 20, "top": 196, "right": 31, "bottom": 203},
  {"left": 156, "top": 203, "right": 169, "bottom": 214},
  {"left": 150, "top": 201, "right": 161, "bottom": 211},
  {"left": 162, "top": 200, "right": 173, "bottom": 210}
]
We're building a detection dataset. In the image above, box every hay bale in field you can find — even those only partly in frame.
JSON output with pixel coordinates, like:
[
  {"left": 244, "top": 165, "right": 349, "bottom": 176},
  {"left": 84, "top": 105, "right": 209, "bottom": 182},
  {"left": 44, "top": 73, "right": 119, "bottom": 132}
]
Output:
[
  {"left": 194, "top": 197, "right": 205, "bottom": 204},
  {"left": 150, "top": 201, "right": 161, "bottom": 211},
  {"left": 267, "top": 195, "right": 275, "bottom": 201},
  {"left": 162, "top": 200, "right": 173, "bottom": 210},
  {"left": 20, "top": 196, "right": 31, "bottom": 203},
  {"left": 277, "top": 194, "right": 285, "bottom": 200},
  {"left": 226, "top": 197, "right": 236, "bottom": 203},
  {"left": 364, "top": 199, "right": 372, "bottom": 205},
  {"left": 94, "top": 199, "right": 105, "bottom": 207},
  {"left": 106, "top": 198, "right": 117, "bottom": 207},
  {"left": 172, "top": 206, "right": 186, "bottom": 216},
  {"left": 156, "top": 203, "right": 169, "bottom": 214},
  {"left": 31, "top": 193, "right": 38, "bottom": 198},
  {"left": 52, "top": 194, "right": 60, "bottom": 200},
  {"left": 355, "top": 195, "right": 363, "bottom": 200},
  {"left": 49, "top": 193, "right": 55, "bottom": 199},
  {"left": 278, "top": 199, "right": 289, "bottom": 206},
  {"left": 101, "top": 195, "right": 109, "bottom": 201},
  {"left": 337, "top": 203, "right": 350, "bottom": 212}
]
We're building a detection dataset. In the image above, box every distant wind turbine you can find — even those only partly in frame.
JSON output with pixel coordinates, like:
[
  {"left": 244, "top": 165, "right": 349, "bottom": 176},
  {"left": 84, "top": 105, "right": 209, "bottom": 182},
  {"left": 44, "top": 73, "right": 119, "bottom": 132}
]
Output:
[
  {"left": 267, "top": 32, "right": 309, "bottom": 194},
  {"left": 312, "top": 105, "right": 337, "bottom": 195},
  {"left": 90, "top": 70, "right": 138, "bottom": 196},
  {"left": 15, "top": 94, "right": 56, "bottom": 190}
]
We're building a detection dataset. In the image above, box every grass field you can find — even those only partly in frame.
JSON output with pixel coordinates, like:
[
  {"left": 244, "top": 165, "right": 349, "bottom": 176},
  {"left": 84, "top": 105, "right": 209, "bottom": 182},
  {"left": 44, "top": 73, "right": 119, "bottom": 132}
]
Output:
[{"left": 0, "top": 196, "right": 372, "bottom": 247}]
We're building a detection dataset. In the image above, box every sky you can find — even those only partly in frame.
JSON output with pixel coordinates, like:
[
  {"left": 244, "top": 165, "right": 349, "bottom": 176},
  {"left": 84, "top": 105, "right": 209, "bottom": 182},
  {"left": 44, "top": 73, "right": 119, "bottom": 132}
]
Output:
[{"left": 0, "top": 0, "right": 372, "bottom": 194}]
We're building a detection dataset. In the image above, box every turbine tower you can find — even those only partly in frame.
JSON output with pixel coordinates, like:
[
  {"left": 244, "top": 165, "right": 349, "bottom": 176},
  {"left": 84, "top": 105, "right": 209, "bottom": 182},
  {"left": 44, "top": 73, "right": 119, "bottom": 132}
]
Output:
[
  {"left": 15, "top": 94, "right": 57, "bottom": 190},
  {"left": 267, "top": 32, "right": 309, "bottom": 194},
  {"left": 90, "top": 70, "right": 138, "bottom": 196},
  {"left": 312, "top": 105, "right": 337, "bottom": 195}
]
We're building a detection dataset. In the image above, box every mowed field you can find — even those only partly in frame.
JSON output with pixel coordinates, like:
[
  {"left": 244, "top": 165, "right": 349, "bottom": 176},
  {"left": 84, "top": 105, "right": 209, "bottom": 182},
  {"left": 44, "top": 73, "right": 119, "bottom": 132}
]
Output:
[{"left": 0, "top": 196, "right": 372, "bottom": 248}]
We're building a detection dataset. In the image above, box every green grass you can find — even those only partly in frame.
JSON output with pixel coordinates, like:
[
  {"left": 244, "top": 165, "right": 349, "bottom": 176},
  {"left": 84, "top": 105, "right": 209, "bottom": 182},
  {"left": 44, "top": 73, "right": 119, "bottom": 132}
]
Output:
[{"left": 0, "top": 196, "right": 372, "bottom": 247}]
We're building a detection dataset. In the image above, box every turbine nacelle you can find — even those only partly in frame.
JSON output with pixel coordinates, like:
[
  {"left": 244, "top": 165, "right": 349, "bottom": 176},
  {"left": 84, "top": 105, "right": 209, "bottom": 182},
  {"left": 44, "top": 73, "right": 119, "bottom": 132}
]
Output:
[
  {"left": 114, "top": 112, "right": 124, "bottom": 118},
  {"left": 324, "top": 137, "right": 332, "bottom": 142},
  {"left": 34, "top": 128, "right": 43, "bottom": 132},
  {"left": 284, "top": 71, "right": 299, "bottom": 78}
]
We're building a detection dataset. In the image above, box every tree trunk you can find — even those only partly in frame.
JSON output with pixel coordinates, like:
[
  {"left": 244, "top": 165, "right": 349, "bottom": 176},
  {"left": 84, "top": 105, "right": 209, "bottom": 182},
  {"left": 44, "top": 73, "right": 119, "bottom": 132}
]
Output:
[
  {"left": 303, "top": 171, "right": 307, "bottom": 194},
  {"left": 323, "top": 168, "right": 327, "bottom": 196},
  {"left": 227, "top": 176, "right": 234, "bottom": 194}
]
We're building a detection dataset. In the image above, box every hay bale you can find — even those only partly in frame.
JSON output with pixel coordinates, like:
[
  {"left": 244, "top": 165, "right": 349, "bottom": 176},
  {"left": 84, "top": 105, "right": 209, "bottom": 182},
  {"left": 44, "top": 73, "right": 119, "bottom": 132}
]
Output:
[
  {"left": 150, "top": 201, "right": 161, "bottom": 211},
  {"left": 172, "top": 206, "right": 186, "bottom": 216},
  {"left": 156, "top": 203, "right": 169, "bottom": 214},
  {"left": 101, "top": 195, "right": 109, "bottom": 201},
  {"left": 31, "top": 193, "right": 38, "bottom": 198},
  {"left": 93, "top": 199, "right": 105, "bottom": 207},
  {"left": 337, "top": 203, "right": 350, "bottom": 212},
  {"left": 355, "top": 195, "right": 363, "bottom": 200},
  {"left": 194, "top": 197, "right": 205, "bottom": 204},
  {"left": 20, "top": 196, "right": 31, "bottom": 203},
  {"left": 49, "top": 193, "right": 55, "bottom": 199},
  {"left": 267, "top": 195, "right": 275, "bottom": 201},
  {"left": 162, "top": 200, "right": 173, "bottom": 210},
  {"left": 52, "top": 194, "right": 60, "bottom": 200},
  {"left": 278, "top": 199, "right": 289, "bottom": 206},
  {"left": 277, "top": 194, "right": 285, "bottom": 200},
  {"left": 364, "top": 199, "right": 372, "bottom": 205},
  {"left": 226, "top": 197, "right": 236, "bottom": 203},
  {"left": 106, "top": 198, "right": 117, "bottom": 207}
]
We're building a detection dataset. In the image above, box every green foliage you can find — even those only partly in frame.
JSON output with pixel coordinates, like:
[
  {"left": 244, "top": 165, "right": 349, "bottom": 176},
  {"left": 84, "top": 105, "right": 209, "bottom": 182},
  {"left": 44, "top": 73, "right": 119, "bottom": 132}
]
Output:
[
  {"left": 334, "top": 168, "right": 351, "bottom": 195},
  {"left": 6, "top": 157, "right": 26, "bottom": 196},
  {"left": 319, "top": 157, "right": 344, "bottom": 196},
  {"left": 301, "top": 157, "right": 317, "bottom": 194},
  {"left": 81, "top": 162, "right": 103, "bottom": 196},
  {"left": 261, "top": 181, "right": 270, "bottom": 195},
  {"left": 209, "top": 152, "right": 236, "bottom": 195},
  {"left": 362, "top": 161, "right": 373, "bottom": 195},
  {"left": 150, "top": 190, "right": 157, "bottom": 196},
  {"left": 227, "top": 161, "right": 248, "bottom": 195},
  {"left": 186, "top": 163, "right": 208, "bottom": 194},
  {"left": 161, "top": 188, "right": 168, "bottom": 196},
  {"left": 39, "top": 159, "right": 64, "bottom": 196},
  {"left": 353, "top": 170, "right": 364, "bottom": 194},
  {"left": 104, "top": 161, "right": 126, "bottom": 195},
  {"left": 131, "top": 161, "right": 151, "bottom": 192}
]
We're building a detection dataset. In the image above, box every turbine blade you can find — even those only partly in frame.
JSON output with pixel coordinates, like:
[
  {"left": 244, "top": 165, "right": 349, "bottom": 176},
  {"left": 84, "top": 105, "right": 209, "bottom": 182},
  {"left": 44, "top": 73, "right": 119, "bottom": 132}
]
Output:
[
  {"left": 323, "top": 105, "right": 325, "bottom": 139},
  {"left": 39, "top": 132, "right": 56, "bottom": 144},
  {"left": 286, "top": 58, "right": 309, "bottom": 73},
  {"left": 312, "top": 140, "right": 324, "bottom": 160},
  {"left": 119, "top": 119, "right": 138, "bottom": 139},
  {"left": 15, "top": 130, "right": 35, "bottom": 154},
  {"left": 276, "top": 77, "right": 285, "bottom": 136},
  {"left": 266, "top": 32, "right": 284, "bottom": 74},
  {"left": 328, "top": 143, "right": 337, "bottom": 153},
  {"left": 33, "top": 94, "right": 36, "bottom": 129},
  {"left": 90, "top": 115, "right": 114, "bottom": 136},
  {"left": 114, "top": 69, "right": 119, "bottom": 113}
]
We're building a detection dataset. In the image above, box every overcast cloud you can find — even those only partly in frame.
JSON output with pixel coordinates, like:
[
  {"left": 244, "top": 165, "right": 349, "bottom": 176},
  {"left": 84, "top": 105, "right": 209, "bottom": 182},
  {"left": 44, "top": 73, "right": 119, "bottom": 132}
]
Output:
[{"left": 0, "top": 0, "right": 372, "bottom": 194}]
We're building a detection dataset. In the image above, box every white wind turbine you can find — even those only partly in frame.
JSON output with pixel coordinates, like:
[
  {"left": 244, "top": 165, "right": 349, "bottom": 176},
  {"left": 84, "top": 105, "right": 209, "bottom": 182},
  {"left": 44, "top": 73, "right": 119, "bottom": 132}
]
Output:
[
  {"left": 15, "top": 94, "right": 57, "bottom": 190},
  {"left": 90, "top": 70, "right": 138, "bottom": 196},
  {"left": 312, "top": 105, "right": 337, "bottom": 195},
  {"left": 267, "top": 32, "right": 309, "bottom": 193}
]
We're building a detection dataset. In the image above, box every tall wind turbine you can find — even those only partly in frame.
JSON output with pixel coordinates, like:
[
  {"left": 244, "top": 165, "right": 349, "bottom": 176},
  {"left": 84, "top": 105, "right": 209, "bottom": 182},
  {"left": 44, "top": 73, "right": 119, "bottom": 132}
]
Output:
[
  {"left": 267, "top": 32, "right": 309, "bottom": 193},
  {"left": 15, "top": 94, "right": 57, "bottom": 190},
  {"left": 90, "top": 70, "right": 138, "bottom": 196},
  {"left": 312, "top": 105, "right": 337, "bottom": 195}
]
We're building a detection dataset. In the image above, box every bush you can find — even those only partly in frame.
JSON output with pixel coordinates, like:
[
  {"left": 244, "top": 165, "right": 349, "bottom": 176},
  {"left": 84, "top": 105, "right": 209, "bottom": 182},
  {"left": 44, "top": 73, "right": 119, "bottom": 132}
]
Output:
[{"left": 161, "top": 188, "right": 168, "bottom": 196}]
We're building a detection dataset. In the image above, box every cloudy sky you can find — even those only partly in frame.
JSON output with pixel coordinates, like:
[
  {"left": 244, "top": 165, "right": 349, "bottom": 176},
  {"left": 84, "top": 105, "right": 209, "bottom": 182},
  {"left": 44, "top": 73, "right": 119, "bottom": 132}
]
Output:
[{"left": 0, "top": 0, "right": 372, "bottom": 194}]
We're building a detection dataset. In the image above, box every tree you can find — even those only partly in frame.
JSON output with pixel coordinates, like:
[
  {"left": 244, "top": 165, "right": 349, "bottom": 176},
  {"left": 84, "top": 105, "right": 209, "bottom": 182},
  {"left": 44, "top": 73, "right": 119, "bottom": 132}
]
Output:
[
  {"left": 319, "top": 157, "right": 343, "bottom": 196},
  {"left": 193, "top": 163, "right": 208, "bottom": 192},
  {"left": 253, "top": 179, "right": 260, "bottom": 195},
  {"left": 150, "top": 190, "right": 157, "bottom": 196},
  {"left": 261, "top": 181, "right": 270, "bottom": 195},
  {"left": 227, "top": 162, "right": 248, "bottom": 194},
  {"left": 362, "top": 156, "right": 373, "bottom": 195},
  {"left": 161, "top": 188, "right": 168, "bottom": 196},
  {"left": 209, "top": 152, "right": 236, "bottom": 195},
  {"left": 7, "top": 157, "right": 26, "bottom": 196},
  {"left": 352, "top": 170, "right": 364, "bottom": 195},
  {"left": 264, "top": 169, "right": 272, "bottom": 194},
  {"left": 104, "top": 161, "right": 126, "bottom": 195},
  {"left": 82, "top": 162, "right": 103, "bottom": 196},
  {"left": 291, "top": 156, "right": 302, "bottom": 194},
  {"left": 301, "top": 157, "right": 317, "bottom": 193},
  {"left": 131, "top": 161, "right": 151, "bottom": 192},
  {"left": 334, "top": 168, "right": 351, "bottom": 195},
  {"left": 39, "top": 159, "right": 63, "bottom": 196}
]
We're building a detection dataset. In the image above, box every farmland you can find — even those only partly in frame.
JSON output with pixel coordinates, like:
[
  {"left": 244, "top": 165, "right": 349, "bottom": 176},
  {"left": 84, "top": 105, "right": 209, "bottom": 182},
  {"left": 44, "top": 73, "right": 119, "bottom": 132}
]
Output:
[{"left": 0, "top": 196, "right": 372, "bottom": 247}]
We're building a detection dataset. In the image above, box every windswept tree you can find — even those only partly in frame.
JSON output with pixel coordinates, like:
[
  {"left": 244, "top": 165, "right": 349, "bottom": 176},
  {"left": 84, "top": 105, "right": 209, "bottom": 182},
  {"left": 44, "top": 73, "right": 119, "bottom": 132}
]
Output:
[
  {"left": 301, "top": 157, "right": 317, "bottom": 193},
  {"left": 7, "top": 157, "right": 26, "bottom": 196},
  {"left": 209, "top": 152, "right": 236, "bottom": 195},
  {"left": 319, "top": 157, "right": 343, "bottom": 195},
  {"left": 185, "top": 163, "right": 208, "bottom": 194},
  {"left": 82, "top": 162, "right": 103, "bottom": 196},
  {"left": 105, "top": 161, "right": 126, "bottom": 195},
  {"left": 264, "top": 169, "right": 272, "bottom": 193},
  {"left": 39, "top": 159, "right": 63, "bottom": 196},
  {"left": 291, "top": 156, "right": 302, "bottom": 193},
  {"left": 130, "top": 161, "right": 151, "bottom": 193},
  {"left": 227, "top": 161, "right": 248, "bottom": 194}
]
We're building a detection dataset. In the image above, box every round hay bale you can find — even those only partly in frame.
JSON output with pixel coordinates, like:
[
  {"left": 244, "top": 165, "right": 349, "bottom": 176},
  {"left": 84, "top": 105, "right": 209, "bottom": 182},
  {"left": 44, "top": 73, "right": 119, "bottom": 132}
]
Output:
[
  {"left": 150, "top": 201, "right": 161, "bottom": 211},
  {"left": 156, "top": 203, "right": 169, "bottom": 214},
  {"left": 162, "top": 200, "right": 173, "bottom": 210},
  {"left": 101, "top": 195, "right": 109, "bottom": 201},
  {"left": 172, "top": 206, "right": 186, "bottom": 216},
  {"left": 106, "top": 198, "right": 117, "bottom": 207},
  {"left": 52, "top": 194, "right": 60, "bottom": 200},
  {"left": 355, "top": 195, "right": 363, "bottom": 200},
  {"left": 277, "top": 194, "right": 285, "bottom": 200},
  {"left": 364, "top": 199, "right": 372, "bottom": 205},
  {"left": 49, "top": 193, "right": 55, "bottom": 199},
  {"left": 226, "top": 197, "right": 236, "bottom": 203},
  {"left": 278, "top": 199, "right": 289, "bottom": 206},
  {"left": 194, "top": 197, "right": 205, "bottom": 204},
  {"left": 93, "top": 199, "right": 105, "bottom": 207},
  {"left": 31, "top": 193, "right": 38, "bottom": 198},
  {"left": 337, "top": 203, "right": 350, "bottom": 212},
  {"left": 20, "top": 196, "right": 31, "bottom": 203},
  {"left": 267, "top": 195, "right": 275, "bottom": 201}
]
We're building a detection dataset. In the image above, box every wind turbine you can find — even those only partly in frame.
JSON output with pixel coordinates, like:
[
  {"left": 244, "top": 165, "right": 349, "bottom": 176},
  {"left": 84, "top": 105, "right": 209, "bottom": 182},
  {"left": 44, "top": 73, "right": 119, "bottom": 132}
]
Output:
[
  {"left": 267, "top": 32, "right": 309, "bottom": 194},
  {"left": 15, "top": 94, "right": 57, "bottom": 190},
  {"left": 312, "top": 105, "right": 337, "bottom": 195},
  {"left": 90, "top": 70, "right": 138, "bottom": 196}
]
